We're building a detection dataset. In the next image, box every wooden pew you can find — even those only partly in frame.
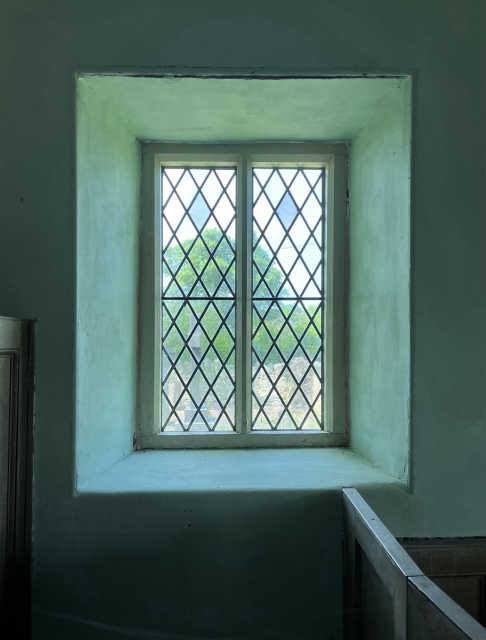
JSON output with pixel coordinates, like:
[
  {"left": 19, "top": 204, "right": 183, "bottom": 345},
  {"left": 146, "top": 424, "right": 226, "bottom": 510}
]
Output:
[{"left": 343, "top": 488, "right": 486, "bottom": 640}]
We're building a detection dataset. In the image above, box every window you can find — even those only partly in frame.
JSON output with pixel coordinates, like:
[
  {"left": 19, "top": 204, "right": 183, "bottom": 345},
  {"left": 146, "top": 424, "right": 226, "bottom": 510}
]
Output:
[{"left": 139, "top": 144, "right": 347, "bottom": 448}]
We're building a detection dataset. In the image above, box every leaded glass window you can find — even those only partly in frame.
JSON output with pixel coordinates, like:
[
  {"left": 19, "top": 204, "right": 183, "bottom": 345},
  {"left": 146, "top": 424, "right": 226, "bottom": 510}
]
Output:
[
  {"left": 138, "top": 144, "right": 347, "bottom": 447},
  {"left": 161, "top": 168, "right": 237, "bottom": 431},
  {"left": 160, "top": 164, "right": 326, "bottom": 434},
  {"left": 252, "top": 168, "right": 324, "bottom": 430}
]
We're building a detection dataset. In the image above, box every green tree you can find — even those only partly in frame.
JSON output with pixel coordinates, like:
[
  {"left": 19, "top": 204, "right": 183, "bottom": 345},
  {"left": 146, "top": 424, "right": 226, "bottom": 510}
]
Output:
[
  {"left": 163, "top": 228, "right": 320, "bottom": 369},
  {"left": 164, "top": 229, "right": 236, "bottom": 298}
]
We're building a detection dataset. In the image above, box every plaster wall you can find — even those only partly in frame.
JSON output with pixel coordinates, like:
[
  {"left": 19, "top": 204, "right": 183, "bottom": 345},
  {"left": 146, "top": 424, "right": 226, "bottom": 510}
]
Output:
[
  {"left": 81, "top": 75, "right": 402, "bottom": 142},
  {"left": 348, "top": 82, "right": 411, "bottom": 481},
  {"left": 1, "top": 1, "right": 485, "bottom": 639},
  {"left": 76, "top": 85, "right": 139, "bottom": 485}
]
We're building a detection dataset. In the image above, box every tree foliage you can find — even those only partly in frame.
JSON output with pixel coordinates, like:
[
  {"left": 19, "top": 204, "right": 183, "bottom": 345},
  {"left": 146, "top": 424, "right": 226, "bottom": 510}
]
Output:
[{"left": 163, "top": 229, "right": 321, "bottom": 369}]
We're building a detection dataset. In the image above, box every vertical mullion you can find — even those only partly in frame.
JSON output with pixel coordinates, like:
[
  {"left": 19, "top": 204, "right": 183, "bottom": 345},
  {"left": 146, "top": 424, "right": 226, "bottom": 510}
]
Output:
[{"left": 235, "top": 155, "right": 252, "bottom": 433}]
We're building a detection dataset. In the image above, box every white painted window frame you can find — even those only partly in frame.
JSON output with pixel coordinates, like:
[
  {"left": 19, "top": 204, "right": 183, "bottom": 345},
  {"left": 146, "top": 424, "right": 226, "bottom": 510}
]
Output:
[{"left": 138, "top": 143, "right": 347, "bottom": 449}]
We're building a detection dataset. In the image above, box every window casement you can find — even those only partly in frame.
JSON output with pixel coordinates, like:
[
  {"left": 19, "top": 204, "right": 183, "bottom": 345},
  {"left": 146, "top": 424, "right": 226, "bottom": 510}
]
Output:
[{"left": 138, "top": 144, "right": 347, "bottom": 449}]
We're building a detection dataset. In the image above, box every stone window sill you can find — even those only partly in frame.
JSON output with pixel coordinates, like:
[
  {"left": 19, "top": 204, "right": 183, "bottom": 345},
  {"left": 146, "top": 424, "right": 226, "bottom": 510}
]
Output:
[{"left": 77, "top": 447, "right": 405, "bottom": 494}]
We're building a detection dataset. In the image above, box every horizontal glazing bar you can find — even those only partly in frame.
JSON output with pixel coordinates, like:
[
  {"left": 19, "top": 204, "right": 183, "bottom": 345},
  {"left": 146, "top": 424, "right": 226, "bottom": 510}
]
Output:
[
  {"left": 163, "top": 297, "right": 236, "bottom": 300},
  {"left": 253, "top": 297, "right": 323, "bottom": 301}
]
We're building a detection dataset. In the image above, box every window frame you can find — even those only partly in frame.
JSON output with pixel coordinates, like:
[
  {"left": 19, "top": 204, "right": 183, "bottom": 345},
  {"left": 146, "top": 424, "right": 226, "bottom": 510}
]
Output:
[{"left": 138, "top": 143, "right": 348, "bottom": 449}]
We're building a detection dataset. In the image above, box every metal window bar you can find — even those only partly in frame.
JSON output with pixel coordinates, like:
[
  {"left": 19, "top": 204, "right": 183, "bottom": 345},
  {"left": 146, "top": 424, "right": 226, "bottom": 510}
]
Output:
[
  {"left": 251, "top": 167, "right": 325, "bottom": 431},
  {"left": 161, "top": 167, "right": 237, "bottom": 432}
]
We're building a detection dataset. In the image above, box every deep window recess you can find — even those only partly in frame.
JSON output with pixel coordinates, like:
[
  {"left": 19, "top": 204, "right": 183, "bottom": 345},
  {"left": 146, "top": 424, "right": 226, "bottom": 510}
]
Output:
[{"left": 139, "top": 144, "right": 347, "bottom": 449}]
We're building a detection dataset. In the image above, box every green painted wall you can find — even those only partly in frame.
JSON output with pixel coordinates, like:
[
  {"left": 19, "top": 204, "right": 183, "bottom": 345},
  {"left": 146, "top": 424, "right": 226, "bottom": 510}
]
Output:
[
  {"left": 33, "top": 487, "right": 346, "bottom": 639},
  {"left": 349, "top": 80, "right": 411, "bottom": 481},
  {"left": 76, "top": 83, "right": 140, "bottom": 485},
  {"left": 82, "top": 75, "right": 402, "bottom": 142},
  {"left": 0, "top": 1, "right": 485, "bottom": 639}
]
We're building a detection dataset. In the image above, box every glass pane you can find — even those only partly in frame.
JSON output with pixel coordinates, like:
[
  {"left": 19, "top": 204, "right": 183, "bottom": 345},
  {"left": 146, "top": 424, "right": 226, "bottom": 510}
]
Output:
[
  {"left": 161, "top": 167, "right": 236, "bottom": 432},
  {"left": 252, "top": 167, "right": 325, "bottom": 431}
]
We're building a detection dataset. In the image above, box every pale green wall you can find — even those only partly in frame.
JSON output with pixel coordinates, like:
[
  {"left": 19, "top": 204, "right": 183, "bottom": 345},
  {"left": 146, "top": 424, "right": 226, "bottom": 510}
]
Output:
[
  {"left": 81, "top": 75, "right": 402, "bottom": 142},
  {"left": 1, "top": 1, "right": 485, "bottom": 639},
  {"left": 349, "top": 80, "right": 411, "bottom": 481},
  {"left": 76, "top": 83, "right": 140, "bottom": 485}
]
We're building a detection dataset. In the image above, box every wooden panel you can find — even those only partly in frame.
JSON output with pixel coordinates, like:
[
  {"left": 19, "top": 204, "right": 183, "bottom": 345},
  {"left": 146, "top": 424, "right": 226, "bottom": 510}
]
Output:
[
  {"left": 343, "top": 489, "right": 486, "bottom": 640},
  {"left": 343, "top": 488, "right": 422, "bottom": 640},
  {"left": 401, "top": 538, "right": 486, "bottom": 576},
  {"left": 0, "top": 317, "right": 34, "bottom": 638},
  {"left": 407, "top": 580, "right": 429, "bottom": 640},
  {"left": 434, "top": 577, "right": 482, "bottom": 622},
  {"left": 360, "top": 547, "right": 395, "bottom": 640},
  {"left": 401, "top": 538, "right": 486, "bottom": 625},
  {"left": 0, "top": 353, "right": 14, "bottom": 609},
  {"left": 408, "top": 577, "right": 486, "bottom": 640}
]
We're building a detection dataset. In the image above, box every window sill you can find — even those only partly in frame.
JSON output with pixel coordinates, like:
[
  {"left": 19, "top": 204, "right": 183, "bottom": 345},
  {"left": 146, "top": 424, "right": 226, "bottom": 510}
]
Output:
[
  {"left": 77, "top": 447, "right": 405, "bottom": 494},
  {"left": 139, "top": 430, "right": 346, "bottom": 449}
]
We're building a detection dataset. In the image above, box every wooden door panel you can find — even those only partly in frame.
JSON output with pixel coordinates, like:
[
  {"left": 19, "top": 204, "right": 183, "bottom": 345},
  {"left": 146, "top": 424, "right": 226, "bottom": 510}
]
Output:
[
  {"left": 0, "top": 318, "right": 34, "bottom": 638},
  {"left": 0, "top": 353, "right": 12, "bottom": 607}
]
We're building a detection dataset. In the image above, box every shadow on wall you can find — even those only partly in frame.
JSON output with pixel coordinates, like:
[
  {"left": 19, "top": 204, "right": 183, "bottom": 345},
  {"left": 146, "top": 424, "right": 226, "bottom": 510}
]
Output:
[{"left": 33, "top": 490, "right": 344, "bottom": 640}]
